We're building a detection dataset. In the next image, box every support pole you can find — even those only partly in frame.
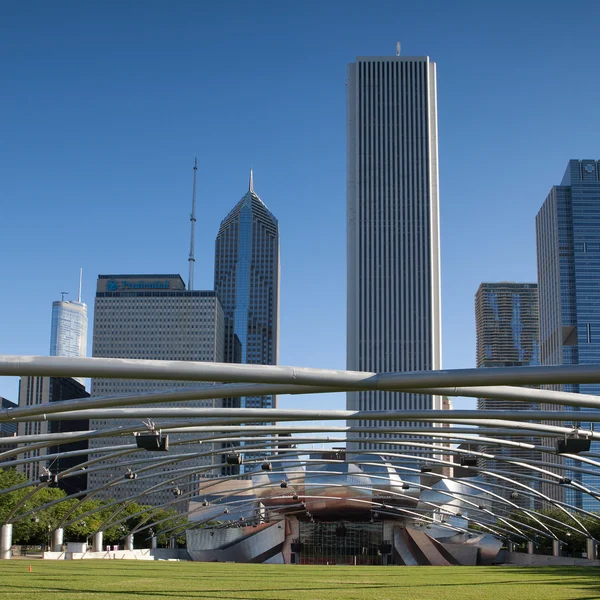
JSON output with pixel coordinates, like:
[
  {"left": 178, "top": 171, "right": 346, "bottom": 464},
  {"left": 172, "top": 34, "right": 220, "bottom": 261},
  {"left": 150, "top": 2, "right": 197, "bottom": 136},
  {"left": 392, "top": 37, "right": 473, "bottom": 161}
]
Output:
[
  {"left": 527, "top": 541, "right": 534, "bottom": 554},
  {"left": 52, "top": 528, "right": 64, "bottom": 552},
  {"left": 1, "top": 524, "right": 12, "bottom": 559},
  {"left": 125, "top": 534, "right": 134, "bottom": 551},
  {"left": 151, "top": 535, "right": 158, "bottom": 549},
  {"left": 507, "top": 541, "right": 515, "bottom": 553},
  {"left": 552, "top": 539, "right": 560, "bottom": 557},
  {"left": 92, "top": 531, "right": 103, "bottom": 553},
  {"left": 586, "top": 538, "right": 596, "bottom": 560}
]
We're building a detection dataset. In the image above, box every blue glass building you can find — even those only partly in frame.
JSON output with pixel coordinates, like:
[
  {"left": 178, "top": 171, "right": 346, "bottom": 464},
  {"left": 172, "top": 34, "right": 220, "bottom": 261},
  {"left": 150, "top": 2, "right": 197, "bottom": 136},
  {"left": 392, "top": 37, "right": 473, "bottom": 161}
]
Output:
[
  {"left": 214, "top": 171, "right": 280, "bottom": 410},
  {"left": 536, "top": 159, "right": 600, "bottom": 511},
  {"left": 50, "top": 300, "right": 88, "bottom": 359}
]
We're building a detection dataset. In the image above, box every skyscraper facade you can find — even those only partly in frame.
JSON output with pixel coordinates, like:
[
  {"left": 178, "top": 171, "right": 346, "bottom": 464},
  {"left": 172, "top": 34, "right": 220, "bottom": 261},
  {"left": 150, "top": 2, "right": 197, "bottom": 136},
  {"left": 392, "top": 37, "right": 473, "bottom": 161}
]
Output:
[
  {"left": 50, "top": 300, "right": 88, "bottom": 358},
  {"left": 346, "top": 55, "right": 442, "bottom": 451},
  {"left": 536, "top": 159, "right": 600, "bottom": 511},
  {"left": 0, "top": 397, "right": 17, "bottom": 460},
  {"left": 476, "top": 283, "right": 539, "bottom": 372},
  {"left": 89, "top": 274, "right": 225, "bottom": 506},
  {"left": 214, "top": 173, "right": 279, "bottom": 410},
  {"left": 475, "top": 282, "right": 544, "bottom": 509},
  {"left": 16, "top": 288, "right": 89, "bottom": 481},
  {"left": 17, "top": 377, "right": 89, "bottom": 488}
]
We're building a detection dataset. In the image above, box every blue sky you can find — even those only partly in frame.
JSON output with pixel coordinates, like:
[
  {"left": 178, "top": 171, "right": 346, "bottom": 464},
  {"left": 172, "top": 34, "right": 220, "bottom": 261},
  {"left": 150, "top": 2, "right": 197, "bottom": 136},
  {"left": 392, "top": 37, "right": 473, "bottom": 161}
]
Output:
[{"left": 1, "top": 1, "right": 599, "bottom": 413}]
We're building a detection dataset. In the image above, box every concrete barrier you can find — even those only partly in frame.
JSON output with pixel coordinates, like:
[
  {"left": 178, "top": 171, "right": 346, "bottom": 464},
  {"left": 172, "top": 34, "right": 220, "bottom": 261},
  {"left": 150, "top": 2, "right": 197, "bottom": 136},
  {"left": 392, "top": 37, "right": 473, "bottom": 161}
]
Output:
[
  {"left": 502, "top": 551, "right": 600, "bottom": 567},
  {"left": 43, "top": 548, "right": 189, "bottom": 561}
]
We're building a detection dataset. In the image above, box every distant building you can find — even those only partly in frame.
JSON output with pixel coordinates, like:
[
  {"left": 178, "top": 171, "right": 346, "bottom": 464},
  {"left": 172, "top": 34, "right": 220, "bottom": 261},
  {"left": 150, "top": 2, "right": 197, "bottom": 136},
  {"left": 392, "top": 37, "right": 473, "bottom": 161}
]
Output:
[
  {"left": 536, "top": 159, "right": 600, "bottom": 511},
  {"left": 214, "top": 172, "right": 280, "bottom": 410},
  {"left": 15, "top": 283, "right": 90, "bottom": 482},
  {"left": 0, "top": 397, "right": 17, "bottom": 461},
  {"left": 17, "top": 377, "right": 89, "bottom": 493},
  {"left": 475, "top": 282, "right": 545, "bottom": 509},
  {"left": 346, "top": 53, "right": 442, "bottom": 453},
  {"left": 89, "top": 274, "right": 224, "bottom": 507},
  {"left": 0, "top": 397, "right": 17, "bottom": 436},
  {"left": 475, "top": 283, "right": 539, "bottom": 371},
  {"left": 50, "top": 300, "right": 87, "bottom": 359},
  {"left": 50, "top": 290, "right": 88, "bottom": 387}
]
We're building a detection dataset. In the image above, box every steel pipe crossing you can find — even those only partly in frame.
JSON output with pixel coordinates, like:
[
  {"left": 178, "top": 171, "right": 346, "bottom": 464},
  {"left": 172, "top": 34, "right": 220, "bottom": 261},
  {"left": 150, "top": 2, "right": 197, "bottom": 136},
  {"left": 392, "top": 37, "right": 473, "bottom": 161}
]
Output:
[
  {"left": 2, "top": 354, "right": 600, "bottom": 392},
  {"left": 2, "top": 356, "right": 600, "bottom": 561}
]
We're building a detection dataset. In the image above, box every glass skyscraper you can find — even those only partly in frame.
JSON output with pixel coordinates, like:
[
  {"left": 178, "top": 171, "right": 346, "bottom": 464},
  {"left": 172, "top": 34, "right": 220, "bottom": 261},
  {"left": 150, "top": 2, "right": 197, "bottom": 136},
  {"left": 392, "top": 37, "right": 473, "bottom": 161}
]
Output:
[
  {"left": 475, "top": 282, "right": 545, "bottom": 509},
  {"left": 536, "top": 159, "right": 600, "bottom": 511},
  {"left": 346, "top": 55, "right": 442, "bottom": 452},
  {"left": 214, "top": 171, "right": 280, "bottom": 410},
  {"left": 50, "top": 300, "right": 88, "bottom": 359}
]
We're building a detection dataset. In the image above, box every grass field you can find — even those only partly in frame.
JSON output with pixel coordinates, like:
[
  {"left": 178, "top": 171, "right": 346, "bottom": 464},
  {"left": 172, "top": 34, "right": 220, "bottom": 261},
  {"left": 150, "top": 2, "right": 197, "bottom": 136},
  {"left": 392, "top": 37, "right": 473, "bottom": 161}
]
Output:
[{"left": 1, "top": 562, "right": 599, "bottom": 600}]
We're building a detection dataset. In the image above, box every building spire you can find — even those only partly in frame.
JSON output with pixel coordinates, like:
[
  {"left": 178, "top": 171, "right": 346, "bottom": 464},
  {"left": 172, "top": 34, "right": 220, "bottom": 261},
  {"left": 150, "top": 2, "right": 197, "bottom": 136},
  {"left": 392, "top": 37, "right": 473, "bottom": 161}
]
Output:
[
  {"left": 249, "top": 168, "right": 254, "bottom": 193},
  {"left": 188, "top": 157, "right": 198, "bottom": 291}
]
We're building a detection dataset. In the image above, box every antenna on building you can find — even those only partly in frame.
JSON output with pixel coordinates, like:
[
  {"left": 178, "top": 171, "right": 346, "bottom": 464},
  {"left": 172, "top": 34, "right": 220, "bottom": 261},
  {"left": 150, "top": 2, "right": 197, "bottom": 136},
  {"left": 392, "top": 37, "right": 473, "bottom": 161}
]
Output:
[
  {"left": 396, "top": 42, "right": 401, "bottom": 56},
  {"left": 61, "top": 291, "right": 69, "bottom": 302},
  {"left": 188, "top": 157, "right": 198, "bottom": 291},
  {"left": 77, "top": 268, "right": 83, "bottom": 303}
]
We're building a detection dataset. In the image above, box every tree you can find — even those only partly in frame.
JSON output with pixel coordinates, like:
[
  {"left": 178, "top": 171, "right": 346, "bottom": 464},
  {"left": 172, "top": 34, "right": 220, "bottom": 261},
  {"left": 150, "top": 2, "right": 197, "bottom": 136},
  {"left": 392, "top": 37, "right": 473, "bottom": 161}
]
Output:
[{"left": 507, "top": 507, "right": 600, "bottom": 554}]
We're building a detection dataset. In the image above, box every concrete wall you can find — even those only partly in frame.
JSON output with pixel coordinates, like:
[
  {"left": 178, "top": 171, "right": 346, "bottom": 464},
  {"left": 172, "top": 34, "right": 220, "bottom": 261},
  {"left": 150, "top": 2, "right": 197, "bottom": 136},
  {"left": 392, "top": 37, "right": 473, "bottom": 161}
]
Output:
[
  {"left": 43, "top": 548, "right": 189, "bottom": 561},
  {"left": 501, "top": 551, "right": 600, "bottom": 567}
]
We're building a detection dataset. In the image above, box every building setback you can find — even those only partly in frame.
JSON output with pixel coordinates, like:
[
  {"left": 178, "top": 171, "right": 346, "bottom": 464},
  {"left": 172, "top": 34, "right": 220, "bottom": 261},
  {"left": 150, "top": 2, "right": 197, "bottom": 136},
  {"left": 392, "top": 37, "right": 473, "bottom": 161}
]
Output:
[
  {"left": 89, "top": 274, "right": 224, "bottom": 507},
  {"left": 214, "top": 172, "right": 280, "bottom": 410},
  {"left": 346, "top": 54, "right": 442, "bottom": 453},
  {"left": 475, "top": 282, "right": 547, "bottom": 509},
  {"left": 536, "top": 159, "right": 600, "bottom": 512}
]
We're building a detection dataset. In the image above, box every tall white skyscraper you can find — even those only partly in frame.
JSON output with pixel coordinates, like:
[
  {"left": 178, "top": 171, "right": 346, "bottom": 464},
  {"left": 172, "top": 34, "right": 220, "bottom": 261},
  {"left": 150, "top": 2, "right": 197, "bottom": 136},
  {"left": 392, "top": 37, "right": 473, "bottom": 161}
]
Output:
[{"left": 346, "top": 54, "right": 442, "bottom": 452}]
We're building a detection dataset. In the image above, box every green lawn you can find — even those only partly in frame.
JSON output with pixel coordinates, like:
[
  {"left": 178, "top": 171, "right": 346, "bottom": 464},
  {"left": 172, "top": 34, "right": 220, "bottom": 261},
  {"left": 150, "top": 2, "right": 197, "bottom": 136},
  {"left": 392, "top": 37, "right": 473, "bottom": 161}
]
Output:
[{"left": 1, "top": 562, "right": 599, "bottom": 600}]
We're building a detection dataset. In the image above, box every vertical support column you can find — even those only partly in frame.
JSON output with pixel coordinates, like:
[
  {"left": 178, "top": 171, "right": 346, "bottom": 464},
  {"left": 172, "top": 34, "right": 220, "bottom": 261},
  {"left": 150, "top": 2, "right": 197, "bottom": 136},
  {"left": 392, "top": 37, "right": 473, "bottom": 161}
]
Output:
[
  {"left": 1, "top": 524, "right": 13, "bottom": 560},
  {"left": 552, "top": 539, "right": 560, "bottom": 557},
  {"left": 527, "top": 541, "right": 534, "bottom": 554},
  {"left": 507, "top": 541, "right": 515, "bottom": 553},
  {"left": 151, "top": 535, "right": 158, "bottom": 549},
  {"left": 125, "top": 534, "right": 134, "bottom": 551},
  {"left": 92, "top": 532, "right": 103, "bottom": 553},
  {"left": 586, "top": 538, "right": 596, "bottom": 560},
  {"left": 52, "top": 528, "right": 64, "bottom": 553}
]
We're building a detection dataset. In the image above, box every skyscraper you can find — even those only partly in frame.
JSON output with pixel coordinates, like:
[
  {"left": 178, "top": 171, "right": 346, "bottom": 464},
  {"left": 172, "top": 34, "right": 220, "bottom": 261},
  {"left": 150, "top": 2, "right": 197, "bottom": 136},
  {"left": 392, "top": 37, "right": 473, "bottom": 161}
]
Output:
[
  {"left": 50, "top": 300, "right": 88, "bottom": 359},
  {"left": 475, "top": 282, "right": 543, "bottom": 508},
  {"left": 50, "top": 285, "right": 88, "bottom": 385},
  {"left": 16, "top": 277, "right": 89, "bottom": 481},
  {"left": 214, "top": 172, "right": 280, "bottom": 410},
  {"left": 536, "top": 159, "right": 600, "bottom": 511},
  {"left": 17, "top": 377, "right": 89, "bottom": 488},
  {"left": 89, "top": 274, "right": 225, "bottom": 506},
  {"left": 0, "top": 397, "right": 17, "bottom": 460},
  {"left": 346, "top": 54, "right": 442, "bottom": 451},
  {"left": 476, "top": 283, "right": 539, "bottom": 373}
]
